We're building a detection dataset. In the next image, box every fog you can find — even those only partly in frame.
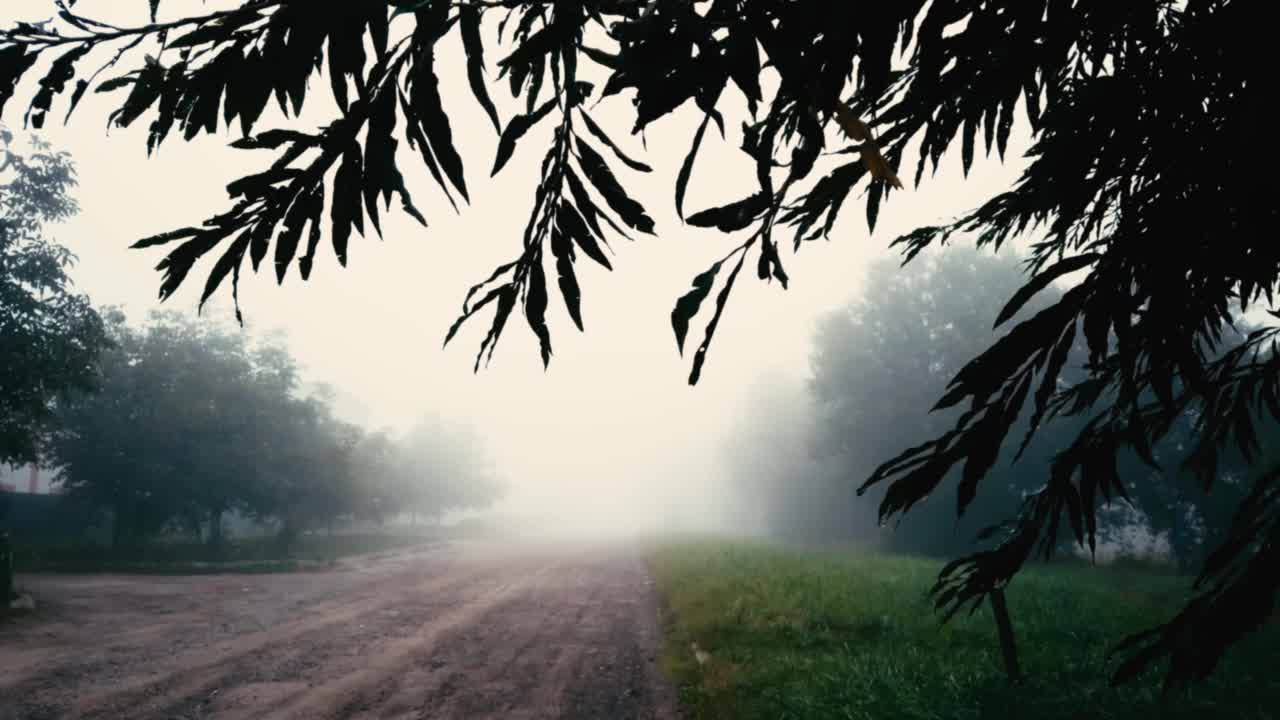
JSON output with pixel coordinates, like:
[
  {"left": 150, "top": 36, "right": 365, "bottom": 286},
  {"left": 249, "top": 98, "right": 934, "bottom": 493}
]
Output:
[{"left": 2, "top": 0, "right": 1030, "bottom": 540}]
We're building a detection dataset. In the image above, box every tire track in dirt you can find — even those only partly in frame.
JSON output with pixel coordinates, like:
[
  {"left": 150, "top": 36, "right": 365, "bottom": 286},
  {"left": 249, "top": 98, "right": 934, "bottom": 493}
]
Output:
[
  {"left": 3, "top": 544, "right": 480, "bottom": 719},
  {"left": 1, "top": 541, "right": 679, "bottom": 720},
  {"left": 258, "top": 561, "right": 559, "bottom": 719},
  {"left": 66, "top": 548, "right": 518, "bottom": 719}
]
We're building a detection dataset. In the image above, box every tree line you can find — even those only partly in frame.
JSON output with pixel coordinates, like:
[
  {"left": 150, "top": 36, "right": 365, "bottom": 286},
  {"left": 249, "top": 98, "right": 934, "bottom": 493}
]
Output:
[
  {"left": 0, "top": 131, "right": 503, "bottom": 556},
  {"left": 49, "top": 308, "right": 503, "bottom": 553}
]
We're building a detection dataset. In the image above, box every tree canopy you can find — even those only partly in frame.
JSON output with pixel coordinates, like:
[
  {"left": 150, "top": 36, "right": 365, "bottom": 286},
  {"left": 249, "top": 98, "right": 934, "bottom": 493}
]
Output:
[
  {"left": 0, "top": 128, "right": 107, "bottom": 467},
  {"left": 0, "top": 0, "right": 1270, "bottom": 688}
]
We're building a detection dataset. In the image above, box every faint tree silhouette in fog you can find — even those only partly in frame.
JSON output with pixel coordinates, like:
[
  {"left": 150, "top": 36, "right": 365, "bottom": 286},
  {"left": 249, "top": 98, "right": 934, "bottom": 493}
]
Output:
[{"left": 1, "top": 1, "right": 1271, "bottom": 688}]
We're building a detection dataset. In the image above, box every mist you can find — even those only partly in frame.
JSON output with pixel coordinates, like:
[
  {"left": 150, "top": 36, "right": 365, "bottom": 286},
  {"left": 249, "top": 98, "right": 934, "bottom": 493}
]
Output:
[{"left": 0, "top": 0, "right": 1031, "bottom": 543}]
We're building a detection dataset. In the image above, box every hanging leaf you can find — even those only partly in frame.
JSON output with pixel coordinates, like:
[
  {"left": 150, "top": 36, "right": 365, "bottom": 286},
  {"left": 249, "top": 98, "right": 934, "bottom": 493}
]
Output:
[
  {"left": 866, "top": 179, "right": 884, "bottom": 234},
  {"left": 671, "top": 261, "right": 723, "bottom": 354},
  {"left": 574, "top": 137, "right": 655, "bottom": 234},
  {"left": 331, "top": 145, "right": 364, "bottom": 267},
  {"left": 577, "top": 109, "right": 651, "bottom": 173},
  {"left": 687, "top": 254, "right": 746, "bottom": 385},
  {"left": 687, "top": 192, "right": 771, "bottom": 233},
  {"left": 459, "top": 6, "right": 501, "bottom": 133},
  {"left": 200, "top": 231, "right": 250, "bottom": 310},
  {"left": 549, "top": 227, "right": 583, "bottom": 331},
  {"left": 557, "top": 203, "right": 611, "bottom": 271},
  {"left": 994, "top": 253, "right": 1099, "bottom": 329},
  {"left": 525, "top": 254, "right": 552, "bottom": 366},
  {"left": 675, "top": 114, "right": 710, "bottom": 221},
  {"left": 492, "top": 97, "right": 556, "bottom": 175}
]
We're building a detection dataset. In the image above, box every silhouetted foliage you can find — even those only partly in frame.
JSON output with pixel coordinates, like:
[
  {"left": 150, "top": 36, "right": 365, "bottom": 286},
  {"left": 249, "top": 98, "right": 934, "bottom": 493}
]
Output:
[
  {"left": 1, "top": 0, "right": 1270, "bottom": 688},
  {"left": 0, "top": 129, "right": 107, "bottom": 466}
]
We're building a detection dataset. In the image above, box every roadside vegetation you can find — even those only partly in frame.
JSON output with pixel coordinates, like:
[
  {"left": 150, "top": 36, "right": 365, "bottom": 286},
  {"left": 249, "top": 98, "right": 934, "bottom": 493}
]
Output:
[
  {"left": 10, "top": 530, "right": 438, "bottom": 576},
  {"left": 651, "top": 540, "right": 1279, "bottom": 720}
]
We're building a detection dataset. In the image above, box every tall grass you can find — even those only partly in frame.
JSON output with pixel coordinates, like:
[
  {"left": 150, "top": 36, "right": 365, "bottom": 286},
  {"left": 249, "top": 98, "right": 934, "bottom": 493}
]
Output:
[{"left": 651, "top": 539, "right": 1278, "bottom": 720}]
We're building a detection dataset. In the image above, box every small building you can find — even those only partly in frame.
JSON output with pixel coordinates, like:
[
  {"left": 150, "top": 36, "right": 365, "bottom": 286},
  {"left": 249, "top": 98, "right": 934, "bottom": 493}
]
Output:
[{"left": 0, "top": 464, "right": 47, "bottom": 495}]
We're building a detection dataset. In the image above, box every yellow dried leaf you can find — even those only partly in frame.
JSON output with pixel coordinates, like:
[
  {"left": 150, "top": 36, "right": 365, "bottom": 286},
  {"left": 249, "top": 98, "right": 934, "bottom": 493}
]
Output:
[
  {"left": 830, "top": 101, "right": 903, "bottom": 189},
  {"left": 832, "top": 102, "right": 871, "bottom": 141},
  {"left": 861, "top": 145, "right": 904, "bottom": 189}
]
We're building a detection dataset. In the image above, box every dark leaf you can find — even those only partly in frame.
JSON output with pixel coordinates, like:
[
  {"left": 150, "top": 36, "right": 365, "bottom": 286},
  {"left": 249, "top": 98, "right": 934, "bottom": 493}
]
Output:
[
  {"left": 492, "top": 97, "right": 556, "bottom": 176},
  {"left": 687, "top": 192, "right": 770, "bottom": 234},
  {"left": 460, "top": 6, "right": 501, "bottom": 133},
  {"left": 688, "top": 254, "right": 746, "bottom": 386},
  {"left": 574, "top": 137, "right": 655, "bottom": 234},
  {"left": 525, "top": 254, "right": 552, "bottom": 366},
  {"left": 558, "top": 203, "right": 611, "bottom": 271},
  {"left": 866, "top": 179, "right": 884, "bottom": 234},
  {"left": 578, "top": 109, "right": 651, "bottom": 173},
  {"left": 549, "top": 227, "right": 583, "bottom": 331},
  {"left": 676, "top": 114, "right": 710, "bottom": 221},
  {"left": 671, "top": 260, "right": 722, "bottom": 354},
  {"left": 331, "top": 145, "right": 363, "bottom": 267},
  {"left": 995, "top": 254, "right": 1098, "bottom": 329},
  {"left": 199, "top": 231, "right": 250, "bottom": 310}
]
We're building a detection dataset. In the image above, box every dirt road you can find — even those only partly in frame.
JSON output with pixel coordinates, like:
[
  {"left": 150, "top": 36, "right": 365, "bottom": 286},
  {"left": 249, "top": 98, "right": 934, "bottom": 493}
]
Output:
[{"left": 0, "top": 541, "right": 680, "bottom": 720}]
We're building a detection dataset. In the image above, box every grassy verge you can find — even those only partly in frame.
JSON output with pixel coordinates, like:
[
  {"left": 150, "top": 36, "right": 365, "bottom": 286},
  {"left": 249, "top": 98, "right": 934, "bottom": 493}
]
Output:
[
  {"left": 650, "top": 539, "right": 1279, "bottom": 720},
  {"left": 13, "top": 532, "right": 436, "bottom": 575}
]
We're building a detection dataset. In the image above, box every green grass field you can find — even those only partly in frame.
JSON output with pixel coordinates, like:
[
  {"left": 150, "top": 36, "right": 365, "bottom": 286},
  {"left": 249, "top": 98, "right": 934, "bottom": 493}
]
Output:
[{"left": 650, "top": 539, "right": 1279, "bottom": 720}]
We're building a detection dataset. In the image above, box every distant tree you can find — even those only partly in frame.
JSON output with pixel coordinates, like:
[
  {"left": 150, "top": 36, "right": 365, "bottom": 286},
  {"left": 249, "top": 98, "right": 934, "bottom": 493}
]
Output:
[
  {"left": 256, "top": 393, "right": 364, "bottom": 545},
  {"left": 0, "top": 129, "right": 107, "bottom": 466},
  {"left": 722, "top": 371, "right": 853, "bottom": 545},
  {"left": 726, "top": 248, "right": 1084, "bottom": 554},
  {"left": 348, "top": 428, "right": 402, "bottom": 526},
  {"left": 48, "top": 311, "right": 358, "bottom": 550},
  {"left": 798, "top": 249, "right": 1262, "bottom": 565},
  {"left": 397, "top": 416, "right": 505, "bottom": 525},
  {"left": 2, "top": 1, "right": 1269, "bottom": 686}
]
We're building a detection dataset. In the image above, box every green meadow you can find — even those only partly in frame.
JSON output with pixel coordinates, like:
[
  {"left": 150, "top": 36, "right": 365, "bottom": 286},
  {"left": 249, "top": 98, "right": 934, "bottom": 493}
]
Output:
[{"left": 651, "top": 540, "right": 1279, "bottom": 720}]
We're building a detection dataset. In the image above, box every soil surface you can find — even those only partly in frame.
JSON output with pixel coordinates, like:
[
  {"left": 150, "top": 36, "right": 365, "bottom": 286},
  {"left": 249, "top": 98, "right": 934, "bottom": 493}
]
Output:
[{"left": 0, "top": 540, "right": 680, "bottom": 720}]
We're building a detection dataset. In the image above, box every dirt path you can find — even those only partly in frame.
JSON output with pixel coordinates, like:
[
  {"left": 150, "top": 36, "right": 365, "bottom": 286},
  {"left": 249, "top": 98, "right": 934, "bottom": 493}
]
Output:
[{"left": 0, "top": 541, "right": 680, "bottom": 720}]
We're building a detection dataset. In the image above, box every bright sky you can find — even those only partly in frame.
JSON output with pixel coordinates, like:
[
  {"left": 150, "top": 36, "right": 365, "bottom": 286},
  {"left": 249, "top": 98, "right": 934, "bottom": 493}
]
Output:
[{"left": 2, "top": 1, "right": 1030, "bottom": 535}]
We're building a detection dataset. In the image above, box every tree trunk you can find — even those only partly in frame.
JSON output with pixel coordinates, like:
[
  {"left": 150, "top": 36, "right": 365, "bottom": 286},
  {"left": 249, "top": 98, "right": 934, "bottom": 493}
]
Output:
[
  {"left": 111, "top": 503, "right": 128, "bottom": 554},
  {"left": 276, "top": 515, "right": 298, "bottom": 555},
  {"left": 207, "top": 508, "right": 224, "bottom": 551},
  {"left": 989, "top": 588, "right": 1022, "bottom": 683},
  {"left": 1, "top": 531, "right": 13, "bottom": 611}
]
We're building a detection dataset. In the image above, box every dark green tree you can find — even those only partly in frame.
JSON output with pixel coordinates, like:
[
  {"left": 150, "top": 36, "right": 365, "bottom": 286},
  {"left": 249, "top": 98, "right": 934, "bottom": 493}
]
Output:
[
  {"left": 800, "top": 247, "right": 1088, "bottom": 557},
  {"left": 48, "top": 310, "right": 360, "bottom": 549},
  {"left": 0, "top": 128, "right": 107, "bottom": 466},
  {"left": 2, "top": 0, "right": 1270, "bottom": 687},
  {"left": 51, "top": 310, "right": 180, "bottom": 550}
]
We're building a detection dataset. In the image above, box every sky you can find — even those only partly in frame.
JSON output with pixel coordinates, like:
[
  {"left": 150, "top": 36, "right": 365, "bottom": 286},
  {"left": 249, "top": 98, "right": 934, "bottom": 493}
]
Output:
[{"left": 2, "top": 1, "right": 1031, "bottom": 536}]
